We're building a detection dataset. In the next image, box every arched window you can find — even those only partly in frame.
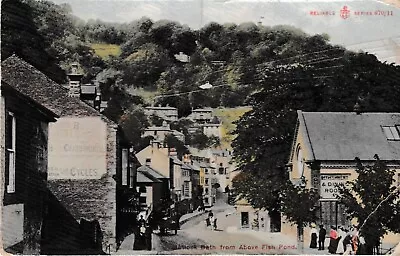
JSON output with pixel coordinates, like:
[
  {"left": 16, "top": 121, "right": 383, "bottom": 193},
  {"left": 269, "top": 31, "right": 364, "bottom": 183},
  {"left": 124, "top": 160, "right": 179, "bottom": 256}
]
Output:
[{"left": 296, "top": 146, "right": 304, "bottom": 177}]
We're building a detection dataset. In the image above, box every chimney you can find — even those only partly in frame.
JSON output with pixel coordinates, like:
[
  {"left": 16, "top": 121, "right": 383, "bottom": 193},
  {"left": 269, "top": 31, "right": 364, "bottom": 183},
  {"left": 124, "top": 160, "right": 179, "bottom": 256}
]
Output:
[
  {"left": 151, "top": 140, "right": 160, "bottom": 149},
  {"left": 183, "top": 154, "right": 191, "bottom": 164},
  {"left": 67, "top": 63, "right": 83, "bottom": 98},
  {"left": 168, "top": 148, "right": 177, "bottom": 157},
  {"left": 354, "top": 102, "right": 362, "bottom": 115}
]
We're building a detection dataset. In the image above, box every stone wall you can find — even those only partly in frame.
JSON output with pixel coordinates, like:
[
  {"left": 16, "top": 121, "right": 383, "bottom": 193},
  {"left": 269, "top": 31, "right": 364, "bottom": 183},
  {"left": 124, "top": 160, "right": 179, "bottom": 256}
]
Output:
[{"left": 47, "top": 122, "right": 119, "bottom": 253}]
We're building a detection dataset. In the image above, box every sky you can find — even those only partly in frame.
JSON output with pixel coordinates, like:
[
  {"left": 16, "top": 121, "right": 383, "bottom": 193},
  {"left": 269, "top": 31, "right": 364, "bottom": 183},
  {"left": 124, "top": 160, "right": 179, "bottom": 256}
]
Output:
[{"left": 50, "top": 0, "right": 400, "bottom": 64}]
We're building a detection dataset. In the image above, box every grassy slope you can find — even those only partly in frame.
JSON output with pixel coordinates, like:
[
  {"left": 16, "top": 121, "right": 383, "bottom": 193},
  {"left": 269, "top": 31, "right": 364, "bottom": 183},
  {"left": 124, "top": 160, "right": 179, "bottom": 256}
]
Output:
[
  {"left": 213, "top": 107, "right": 252, "bottom": 149},
  {"left": 91, "top": 43, "right": 121, "bottom": 59}
]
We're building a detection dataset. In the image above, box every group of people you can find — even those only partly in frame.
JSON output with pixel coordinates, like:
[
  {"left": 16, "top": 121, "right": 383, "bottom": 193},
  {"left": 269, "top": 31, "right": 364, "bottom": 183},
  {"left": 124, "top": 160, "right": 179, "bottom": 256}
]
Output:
[
  {"left": 205, "top": 211, "right": 218, "bottom": 230},
  {"left": 310, "top": 224, "right": 366, "bottom": 255}
]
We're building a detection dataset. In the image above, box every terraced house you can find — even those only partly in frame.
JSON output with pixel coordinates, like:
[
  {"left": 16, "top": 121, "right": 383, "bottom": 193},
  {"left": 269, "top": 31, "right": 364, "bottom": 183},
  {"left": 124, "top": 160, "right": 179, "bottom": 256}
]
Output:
[
  {"left": 1, "top": 70, "right": 58, "bottom": 254},
  {"left": 1, "top": 56, "right": 137, "bottom": 254}
]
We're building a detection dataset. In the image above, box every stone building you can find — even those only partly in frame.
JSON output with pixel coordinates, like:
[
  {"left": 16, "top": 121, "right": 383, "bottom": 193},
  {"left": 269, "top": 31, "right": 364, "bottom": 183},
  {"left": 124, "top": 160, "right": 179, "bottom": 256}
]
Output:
[
  {"left": 187, "top": 108, "right": 213, "bottom": 124},
  {"left": 142, "top": 121, "right": 185, "bottom": 142},
  {"left": 1, "top": 76, "right": 58, "bottom": 254},
  {"left": 136, "top": 166, "right": 165, "bottom": 215},
  {"left": 285, "top": 110, "right": 400, "bottom": 245},
  {"left": 1, "top": 56, "right": 136, "bottom": 254},
  {"left": 135, "top": 141, "right": 184, "bottom": 202},
  {"left": 144, "top": 106, "right": 178, "bottom": 122}
]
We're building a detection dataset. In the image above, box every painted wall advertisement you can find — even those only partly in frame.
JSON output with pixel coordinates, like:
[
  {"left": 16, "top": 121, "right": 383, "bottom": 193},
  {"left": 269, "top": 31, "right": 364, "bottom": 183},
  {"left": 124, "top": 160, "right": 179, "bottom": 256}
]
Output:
[
  {"left": 48, "top": 117, "right": 107, "bottom": 179},
  {"left": 320, "top": 174, "right": 351, "bottom": 199}
]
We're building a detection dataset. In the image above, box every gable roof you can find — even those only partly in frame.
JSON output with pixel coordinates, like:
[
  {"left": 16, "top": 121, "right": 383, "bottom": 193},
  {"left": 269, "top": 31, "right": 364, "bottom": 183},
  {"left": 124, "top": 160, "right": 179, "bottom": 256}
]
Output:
[
  {"left": 137, "top": 170, "right": 162, "bottom": 183},
  {"left": 145, "top": 106, "right": 177, "bottom": 111},
  {"left": 2, "top": 81, "right": 58, "bottom": 121},
  {"left": 137, "top": 165, "right": 167, "bottom": 179},
  {"left": 170, "top": 156, "right": 183, "bottom": 165},
  {"left": 297, "top": 111, "right": 400, "bottom": 161},
  {"left": 1, "top": 55, "right": 116, "bottom": 126}
]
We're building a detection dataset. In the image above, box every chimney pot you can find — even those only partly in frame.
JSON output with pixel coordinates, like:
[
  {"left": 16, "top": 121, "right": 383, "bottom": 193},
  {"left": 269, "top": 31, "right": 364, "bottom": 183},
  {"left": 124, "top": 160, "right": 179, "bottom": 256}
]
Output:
[{"left": 354, "top": 102, "right": 362, "bottom": 115}]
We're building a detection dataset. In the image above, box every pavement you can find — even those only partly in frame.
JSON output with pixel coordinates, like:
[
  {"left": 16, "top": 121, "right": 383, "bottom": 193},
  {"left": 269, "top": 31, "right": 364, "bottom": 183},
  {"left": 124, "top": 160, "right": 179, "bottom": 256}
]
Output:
[
  {"left": 114, "top": 203, "right": 229, "bottom": 255},
  {"left": 113, "top": 202, "right": 399, "bottom": 255}
]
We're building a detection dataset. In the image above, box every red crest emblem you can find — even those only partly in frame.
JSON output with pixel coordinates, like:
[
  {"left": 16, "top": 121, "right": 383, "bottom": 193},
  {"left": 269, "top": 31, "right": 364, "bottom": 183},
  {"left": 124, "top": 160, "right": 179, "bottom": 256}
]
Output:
[{"left": 340, "top": 6, "right": 350, "bottom": 19}]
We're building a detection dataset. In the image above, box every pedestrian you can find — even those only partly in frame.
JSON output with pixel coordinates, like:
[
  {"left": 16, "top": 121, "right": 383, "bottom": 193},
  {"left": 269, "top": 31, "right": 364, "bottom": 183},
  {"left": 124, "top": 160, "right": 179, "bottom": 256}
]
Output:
[
  {"left": 213, "top": 218, "right": 217, "bottom": 230},
  {"left": 310, "top": 224, "right": 318, "bottom": 249},
  {"left": 351, "top": 226, "right": 359, "bottom": 254},
  {"left": 328, "top": 226, "right": 339, "bottom": 254},
  {"left": 138, "top": 215, "right": 146, "bottom": 227},
  {"left": 210, "top": 215, "right": 215, "bottom": 230},
  {"left": 357, "top": 235, "right": 366, "bottom": 255},
  {"left": 318, "top": 224, "right": 327, "bottom": 250},
  {"left": 343, "top": 229, "right": 352, "bottom": 254},
  {"left": 205, "top": 217, "right": 210, "bottom": 227},
  {"left": 336, "top": 226, "right": 346, "bottom": 254}
]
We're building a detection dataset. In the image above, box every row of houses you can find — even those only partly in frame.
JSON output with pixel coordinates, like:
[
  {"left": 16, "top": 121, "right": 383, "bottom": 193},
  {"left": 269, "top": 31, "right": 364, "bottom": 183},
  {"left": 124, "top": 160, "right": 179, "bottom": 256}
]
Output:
[
  {"left": 144, "top": 106, "right": 222, "bottom": 139},
  {"left": 134, "top": 142, "right": 237, "bottom": 213},
  {"left": 1, "top": 56, "right": 140, "bottom": 254},
  {"left": 0, "top": 55, "right": 238, "bottom": 254}
]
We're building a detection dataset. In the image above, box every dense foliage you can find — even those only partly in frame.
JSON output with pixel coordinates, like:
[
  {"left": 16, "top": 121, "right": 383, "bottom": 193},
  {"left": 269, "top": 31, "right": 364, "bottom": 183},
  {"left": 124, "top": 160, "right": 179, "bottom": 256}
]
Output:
[
  {"left": 337, "top": 156, "right": 400, "bottom": 254},
  {"left": 232, "top": 47, "right": 400, "bottom": 221}
]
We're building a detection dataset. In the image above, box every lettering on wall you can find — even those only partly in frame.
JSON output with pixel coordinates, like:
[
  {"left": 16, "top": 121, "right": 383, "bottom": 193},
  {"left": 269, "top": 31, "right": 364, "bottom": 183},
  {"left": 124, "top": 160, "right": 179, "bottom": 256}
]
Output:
[
  {"left": 320, "top": 174, "right": 351, "bottom": 199},
  {"left": 48, "top": 117, "right": 107, "bottom": 179}
]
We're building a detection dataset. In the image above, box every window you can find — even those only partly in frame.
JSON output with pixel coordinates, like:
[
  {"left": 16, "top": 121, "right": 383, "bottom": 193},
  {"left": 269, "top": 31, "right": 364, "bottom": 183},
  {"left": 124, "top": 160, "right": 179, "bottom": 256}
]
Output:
[
  {"left": 296, "top": 146, "right": 304, "bottom": 176},
  {"left": 204, "top": 168, "right": 209, "bottom": 174},
  {"left": 139, "top": 186, "right": 146, "bottom": 193},
  {"left": 205, "top": 188, "right": 209, "bottom": 194},
  {"left": 204, "top": 197, "right": 209, "bottom": 204},
  {"left": 122, "top": 148, "right": 128, "bottom": 186},
  {"left": 6, "top": 112, "right": 16, "bottom": 193},
  {"left": 205, "top": 178, "right": 209, "bottom": 185},
  {"left": 139, "top": 197, "right": 146, "bottom": 204},
  {"left": 145, "top": 158, "right": 151, "bottom": 164},
  {"left": 382, "top": 126, "right": 400, "bottom": 140},
  {"left": 129, "top": 163, "right": 135, "bottom": 189},
  {"left": 184, "top": 182, "right": 190, "bottom": 197},
  {"left": 219, "top": 167, "right": 224, "bottom": 175}
]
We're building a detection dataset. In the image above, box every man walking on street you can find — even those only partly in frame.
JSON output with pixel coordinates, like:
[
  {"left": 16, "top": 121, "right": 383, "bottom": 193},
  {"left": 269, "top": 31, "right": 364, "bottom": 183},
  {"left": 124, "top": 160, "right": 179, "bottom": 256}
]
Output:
[{"left": 318, "top": 224, "right": 327, "bottom": 250}]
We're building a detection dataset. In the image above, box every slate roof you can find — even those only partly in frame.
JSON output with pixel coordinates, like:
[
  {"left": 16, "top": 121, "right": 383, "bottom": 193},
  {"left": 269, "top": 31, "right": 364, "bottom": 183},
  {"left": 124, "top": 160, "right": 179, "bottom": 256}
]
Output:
[
  {"left": 192, "top": 108, "right": 213, "bottom": 112},
  {"left": 145, "top": 106, "right": 177, "bottom": 110},
  {"left": 2, "top": 81, "right": 58, "bottom": 120},
  {"left": 137, "top": 165, "right": 166, "bottom": 179},
  {"left": 145, "top": 126, "right": 171, "bottom": 131},
  {"left": 137, "top": 171, "right": 161, "bottom": 183},
  {"left": 297, "top": 111, "right": 400, "bottom": 161},
  {"left": 181, "top": 163, "right": 194, "bottom": 170},
  {"left": 1, "top": 55, "right": 115, "bottom": 126},
  {"left": 170, "top": 156, "right": 183, "bottom": 165},
  {"left": 189, "top": 161, "right": 201, "bottom": 171}
]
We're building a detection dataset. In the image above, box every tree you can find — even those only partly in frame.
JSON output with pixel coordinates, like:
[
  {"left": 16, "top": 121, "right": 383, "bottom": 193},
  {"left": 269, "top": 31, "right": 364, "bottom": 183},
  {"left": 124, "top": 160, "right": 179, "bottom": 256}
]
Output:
[
  {"left": 163, "top": 134, "right": 189, "bottom": 159},
  {"left": 187, "top": 130, "right": 214, "bottom": 150},
  {"left": 337, "top": 155, "right": 400, "bottom": 255},
  {"left": 170, "top": 119, "right": 194, "bottom": 137},
  {"left": 280, "top": 181, "right": 320, "bottom": 253},
  {"left": 232, "top": 49, "right": 400, "bottom": 227},
  {"left": 118, "top": 106, "right": 150, "bottom": 151},
  {"left": 1, "top": 0, "right": 65, "bottom": 83}
]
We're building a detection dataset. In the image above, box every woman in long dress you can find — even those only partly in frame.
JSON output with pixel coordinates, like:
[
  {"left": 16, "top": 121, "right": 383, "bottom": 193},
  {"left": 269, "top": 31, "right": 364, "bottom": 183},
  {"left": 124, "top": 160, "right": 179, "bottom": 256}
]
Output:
[
  {"left": 310, "top": 225, "right": 318, "bottom": 248},
  {"left": 336, "top": 227, "right": 346, "bottom": 254},
  {"left": 328, "top": 226, "right": 339, "bottom": 254}
]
